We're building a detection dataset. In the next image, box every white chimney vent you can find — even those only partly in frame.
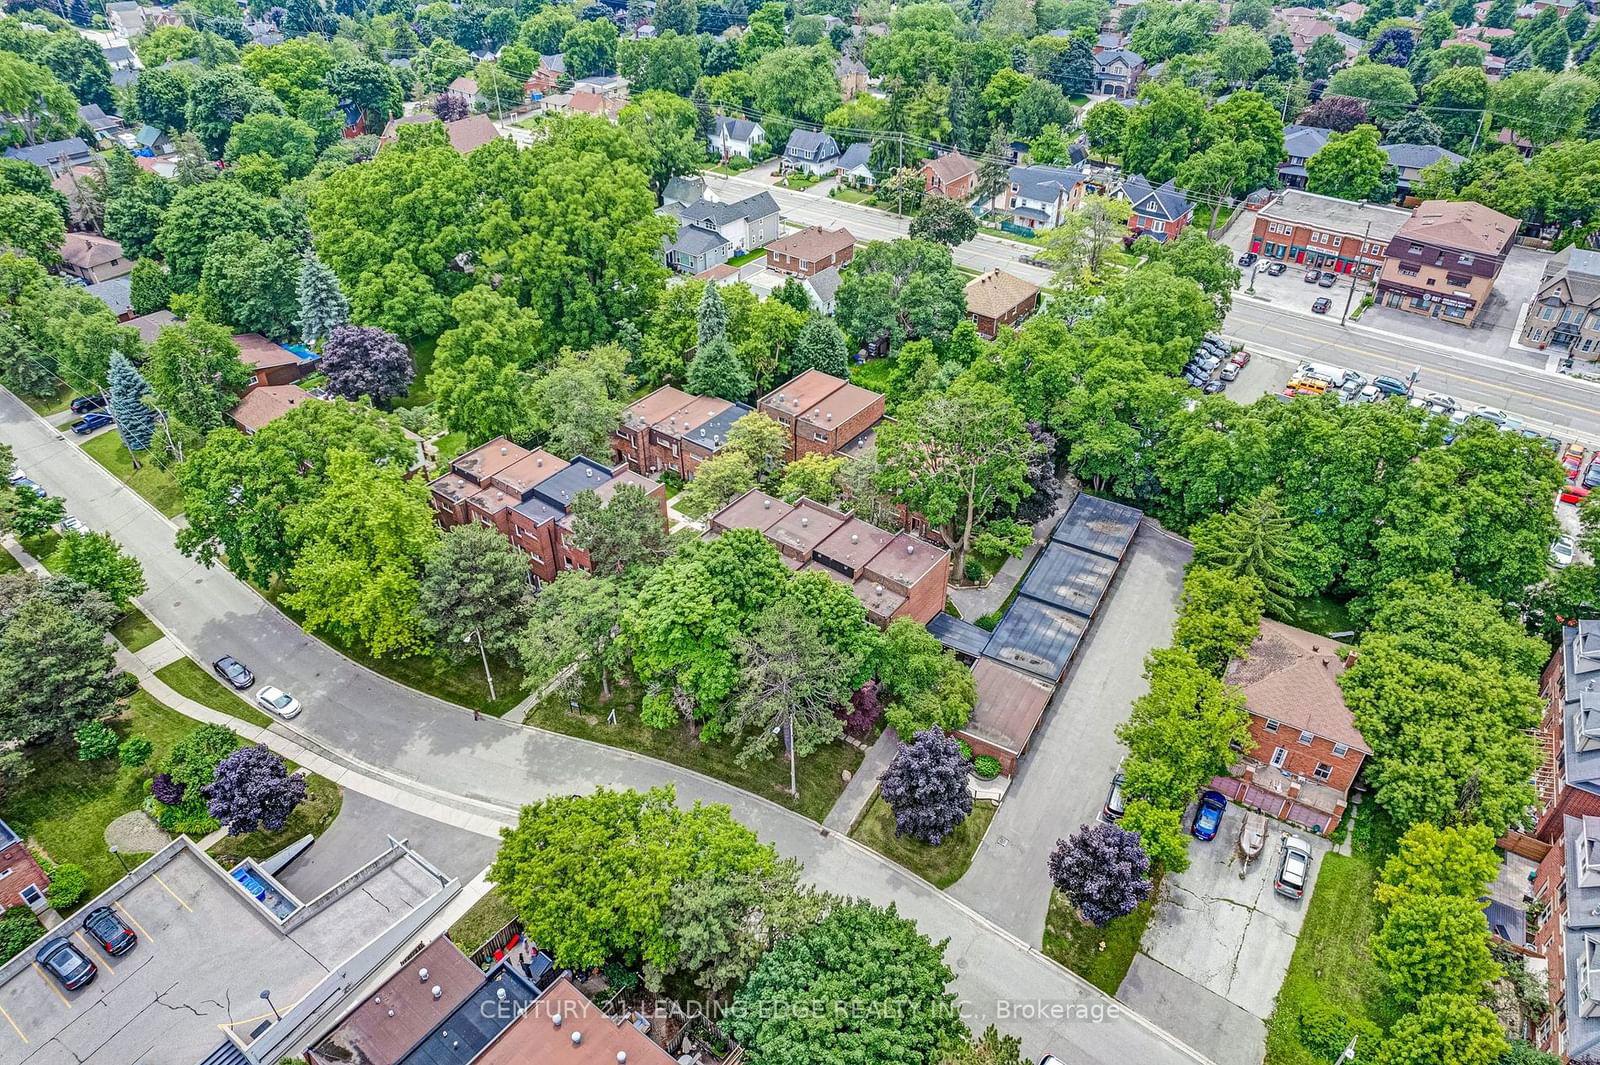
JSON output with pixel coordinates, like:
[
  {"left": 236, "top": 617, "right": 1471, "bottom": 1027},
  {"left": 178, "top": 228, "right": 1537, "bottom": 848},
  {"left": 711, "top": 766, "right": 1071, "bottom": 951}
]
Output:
[
  {"left": 497, "top": 987, "right": 507, "bottom": 1001},
  {"left": 419, "top": 968, "right": 429, "bottom": 982},
  {"left": 800, "top": 516, "right": 809, "bottom": 527},
  {"left": 618, "top": 1054, "right": 627, "bottom": 1064},
  {"left": 572, "top": 1031, "right": 583, "bottom": 1046},
  {"left": 387, "top": 1008, "right": 395, "bottom": 1017},
  {"left": 553, "top": 1014, "right": 563, "bottom": 1029},
  {"left": 763, "top": 499, "right": 771, "bottom": 509},
  {"left": 905, "top": 544, "right": 914, "bottom": 555},
  {"left": 431, "top": 986, "right": 442, "bottom": 1000},
  {"left": 537, "top": 458, "right": 543, "bottom": 466},
  {"left": 500, "top": 446, "right": 508, "bottom": 455},
  {"left": 851, "top": 533, "right": 858, "bottom": 543}
]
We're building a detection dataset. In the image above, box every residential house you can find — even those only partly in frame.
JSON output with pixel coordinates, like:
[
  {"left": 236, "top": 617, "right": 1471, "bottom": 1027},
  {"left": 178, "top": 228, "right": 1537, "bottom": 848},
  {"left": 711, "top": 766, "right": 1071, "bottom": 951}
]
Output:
[
  {"left": 527, "top": 53, "right": 565, "bottom": 95},
  {"left": 1332, "top": 0, "right": 1366, "bottom": 19},
  {"left": 106, "top": 0, "right": 144, "bottom": 36},
  {"left": 1523, "top": 247, "right": 1600, "bottom": 356},
  {"left": 662, "top": 174, "right": 705, "bottom": 208},
  {"left": 445, "top": 75, "right": 486, "bottom": 111},
  {"left": 835, "top": 142, "right": 874, "bottom": 186},
  {"left": 1093, "top": 30, "right": 1127, "bottom": 52},
  {"left": 782, "top": 129, "right": 841, "bottom": 176},
  {"left": 1375, "top": 199, "right": 1518, "bottom": 327},
  {"left": 428, "top": 437, "right": 667, "bottom": 584},
  {"left": 1214, "top": 619, "right": 1372, "bottom": 833},
  {"left": 234, "top": 333, "right": 313, "bottom": 388},
  {"left": 806, "top": 265, "right": 843, "bottom": 314},
  {"left": 134, "top": 124, "right": 172, "bottom": 156},
  {"left": 836, "top": 54, "right": 870, "bottom": 98},
  {"left": 965, "top": 269, "right": 1040, "bottom": 338},
  {"left": 98, "top": 44, "right": 137, "bottom": 72},
  {"left": 0, "top": 819, "right": 49, "bottom": 915},
  {"left": 921, "top": 149, "right": 979, "bottom": 201},
  {"left": 573, "top": 74, "right": 629, "bottom": 98},
  {"left": 1281, "top": 13, "right": 1338, "bottom": 53},
  {"left": 1279, "top": 124, "right": 1332, "bottom": 189},
  {"left": 379, "top": 113, "right": 502, "bottom": 154},
  {"left": 992, "top": 164, "right": 1093, "bottom": 230},
  {"left": 764, "top": 225, "right": 855, "bottom": 277},
  {"left": 708, "top": 116, "right": 765, "bottom": 159},
  {"left": 4, "top": 137, "right": 93, "bottom": 176},
  {"left": 561, "top": 90, "right": 625, "bottom": 120},
  {"left": 470, "top": 976, "right": 680, "bottom": 1065},
  {"left": 126, "top": 309, "right": 180, "bottom": 346},
  {"left": 59, "top": 233, "right": 133, "bottom": 284},
  {"left": 230, "top": 384, "right": 315, "bottom": 433},
  {"left": 1249, "top": 189, "right": 1412, "bottom": 280},
  {"left": 77, "top": 104, "right": 125, "bottom": 145},
  {"left": 1382, "top": 142, "right": 1464, "bottom": 201},
  {"left": 1122, "top": 175, "right": 1193, "bottom": 242},
  {"left": 85, "top": 276, "right": 133, "bottom": 319},
  {"left": 757, "top": 367, "right": 885, "bottom": 461},
  {"left": 708, "top": 490, "right": 951, "bottom": 625},
  {"left": 1092, "top": 48, "right": 1145, "bottom": 97},
  {"left": 954, "top": 659, "right": 1057, "bottom": 775},
  {"left": 1495, "top": 127, "right": 1536, "bottom": 157},
  {"left": 614, "top": 387, "right": 753, "bottom": 477},
  {"left": 661, "top": 191, "right": 781, "bottom": 273}
]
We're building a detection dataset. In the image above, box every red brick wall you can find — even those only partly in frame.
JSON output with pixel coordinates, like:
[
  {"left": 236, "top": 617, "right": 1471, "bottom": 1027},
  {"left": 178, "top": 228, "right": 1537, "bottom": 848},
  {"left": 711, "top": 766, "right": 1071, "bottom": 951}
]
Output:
[
  {"left": 971, "top": 295, "right": 1039, "bottom": 339},
  {"left": 794, "top": 394, "right": 884, "bottom": 459},
  {"left": 897, "top": 561, "right": 950, "bottom": 625},
  {"left": 1245, "top": 715, "right": 1363, "bottom": 796},
  {"left": 0, "top": 843, "right": 46, "bottom": 912},
  {"left": 765, "top": 243, "right": 855, "bottom": 278},
  {"left": 1249, "top": 216, "right": 1388, "bottom": 279},
  {"left": 1533, "top": 828, "right": 1569, "bottom": 1054},
  {"left": 612, "top": 427, "right": 650, "bottom": 474}
]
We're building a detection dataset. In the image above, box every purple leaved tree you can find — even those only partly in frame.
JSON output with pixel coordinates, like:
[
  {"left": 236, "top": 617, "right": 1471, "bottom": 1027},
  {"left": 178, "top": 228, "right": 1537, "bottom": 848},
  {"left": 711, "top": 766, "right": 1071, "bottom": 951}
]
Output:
[
  {"left": 205, "top": 745, "right": 307, "bottom": 836},
  {"left": 840, "top": 681, "right": 883, "bottom": 736},
  {"left": 432, "top": 92, "right": 470, "bottom": 122},
  {"left": 879, "top": 728, "right": 974, "bottom": 844},
  {"left": 320, "top": 325, "right": 414, "bottom": 407},
  {"left": 1048, "top": 823, "right": 1153, "bottom": 927},
  {"left": 150, "top": 773, "right": 184, "bottom": 806}
]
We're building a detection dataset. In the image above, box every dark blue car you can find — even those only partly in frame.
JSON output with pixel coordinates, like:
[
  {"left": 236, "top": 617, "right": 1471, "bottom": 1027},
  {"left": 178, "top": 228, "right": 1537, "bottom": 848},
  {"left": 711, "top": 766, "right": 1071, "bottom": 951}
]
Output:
[
  {"left": 70, "top": 412, "right": 113, "bottom": 435},
  {"left": 1192, "top": 790, "right": 1228, "bottom": 841}
]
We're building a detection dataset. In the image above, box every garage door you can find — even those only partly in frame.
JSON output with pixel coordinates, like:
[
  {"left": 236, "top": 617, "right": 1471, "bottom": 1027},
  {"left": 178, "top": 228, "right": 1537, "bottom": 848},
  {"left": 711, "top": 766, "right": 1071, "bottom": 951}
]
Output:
[
  {"left": 1287, "top": 803, "right": 1332, "bottom": 834},
  {"left": 1243, "top": 784, "right": 1287, "bottom": 818}
]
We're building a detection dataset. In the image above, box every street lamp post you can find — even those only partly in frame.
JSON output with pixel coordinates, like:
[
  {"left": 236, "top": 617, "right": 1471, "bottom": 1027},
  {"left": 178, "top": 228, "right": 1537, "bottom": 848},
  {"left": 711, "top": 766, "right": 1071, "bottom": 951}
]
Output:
[
  {"left": 260, "top": 988, "right": 280, "bottom": 1022},
  {"left": 464, "top": 628, "right": 495, "bottom": 703},
  {"left": 109, "top": 845, "right": 130, "bottom": 879}
]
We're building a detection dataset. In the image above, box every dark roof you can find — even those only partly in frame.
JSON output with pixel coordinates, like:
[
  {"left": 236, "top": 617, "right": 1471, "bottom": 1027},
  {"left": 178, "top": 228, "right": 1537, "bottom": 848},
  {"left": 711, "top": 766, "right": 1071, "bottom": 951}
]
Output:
[
  {"left": 4, "top": 137, "right": 91, "bottom": 169},
  {"left": 925, "top": 612, "right": 993, "bottom": 658},
  {"left": 100, "top": 44, "right": 135, "bottom": 63},
  {"left": 1283, "top": 124, "right": 1331, "bottom": 160},
  {"left": 1382, "top": 142, "right": 1463, "bottom": 171},
  {"left": 981, "top": 595, "right": 1088, "bottom": 682},
  {"left": 1050, "top": 494, "right": 1142, "bottom": 560},
  {"left": 0, "top": 819, "right": 20, "bottom": 850},
  {"left": 958, "top": 658, "right": 1057, "bottom": 756},
  {"left": 395, "top": 964, "right": 539, "bottom": 1065},
  {"left": 530, "top": 456, "right": 614, "bottom": 510},
  {"left": 666, "top": 224, "right": 730, "bottom": 257},
  {"left": 669, "top": 191, "right": 780, "bottom": 229},
  {"left": 1009, "top": 164, "right": 1088, "bottom": 202},
  {"left": 198, "top": 1042, "right": 251, "bottom": 1065},
  {"left": 784, "top": 129, "right": 839, "bottom": 159},
  {"left": 513, "top": 495, "right": 564, "bottom": 526},
  {"left": 85, "top": 276, "right": 132, "bottom": 316},
  {"left": 1123, "top": 175, "right": 1191, "bottom": 223},
  {"left": 1015, "top": 542, "right": 1119, "bottom": 619},
  {"left": 1558, "top": 621, "right": 1600, "bottom": 797},
  {"left": 683, "top": 401, "right": 751, "bottom": 452},
  {"left": 837, "top": 142, "right": 871, "bottom": 171},
  {"left": 712, "top": 115, "right": 762, "bottom": 141}
]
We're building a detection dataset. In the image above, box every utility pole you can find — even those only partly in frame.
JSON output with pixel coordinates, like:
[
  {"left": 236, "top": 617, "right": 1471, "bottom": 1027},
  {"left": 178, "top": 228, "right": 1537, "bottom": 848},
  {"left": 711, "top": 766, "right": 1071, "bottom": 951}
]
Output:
[
  {"left": 896, "top": 131, "right": 904, "bottom": 216},
  {"left": 1340, "top": 218, "right": 1373, "bottom": 325}
]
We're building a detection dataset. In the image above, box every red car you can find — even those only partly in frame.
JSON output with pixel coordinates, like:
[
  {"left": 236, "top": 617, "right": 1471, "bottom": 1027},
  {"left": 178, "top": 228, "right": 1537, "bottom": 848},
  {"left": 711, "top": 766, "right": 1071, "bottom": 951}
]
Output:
[
  {"left": 1565, "top": 446, "right": 1586, "bottom": 482},
  {"left": 1230, "top": 350, "right": 1251, "bottom": 368},
  {"left": 1562, "top": 485, "right": 1591, "bottom": 505}
]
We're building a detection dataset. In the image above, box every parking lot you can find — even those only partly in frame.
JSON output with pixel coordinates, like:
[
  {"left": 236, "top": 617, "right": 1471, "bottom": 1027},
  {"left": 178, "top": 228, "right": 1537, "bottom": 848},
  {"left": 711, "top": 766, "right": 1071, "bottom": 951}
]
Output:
[{"left": 1118, "top": 806, "right": 1333, "bottom": 1065}]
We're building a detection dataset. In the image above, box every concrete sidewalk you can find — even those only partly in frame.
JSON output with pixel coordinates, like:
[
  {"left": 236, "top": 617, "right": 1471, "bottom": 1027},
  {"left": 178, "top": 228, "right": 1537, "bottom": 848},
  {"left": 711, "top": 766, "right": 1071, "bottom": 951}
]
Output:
[{"left": 824, "top": 730, "right": 897, "bottom": 833}]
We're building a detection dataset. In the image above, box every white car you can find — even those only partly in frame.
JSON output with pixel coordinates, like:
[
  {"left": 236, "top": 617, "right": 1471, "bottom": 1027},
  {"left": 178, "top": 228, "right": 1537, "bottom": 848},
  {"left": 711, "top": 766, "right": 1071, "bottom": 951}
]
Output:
[
  {"left": 6, "top": 467, "right": 23, "bottom": 485},
  {"left": 255, "top": 686, "right": 302, "bottom": 719},
  {"left": 1552, "top": 535, "right": 1577, "bottom": 569},
  {"left": 1274, "top": 836, "right": 1314, "bottom": 900},
  {"left": 57, "top": 516, "right": 86, "bottom": 534},
  {"left": 1472, "top": 405, "right": 1507, "bottom": 426}
]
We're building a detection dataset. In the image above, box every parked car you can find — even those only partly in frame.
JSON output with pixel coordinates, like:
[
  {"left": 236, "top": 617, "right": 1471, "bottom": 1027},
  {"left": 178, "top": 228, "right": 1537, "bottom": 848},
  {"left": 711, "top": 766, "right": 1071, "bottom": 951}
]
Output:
[
  {"left": 1338, "top": 378, "right": 1363, "bottom": 402},
  {"left": 57, "top": 515, "right": 85, "bottom": 534},
  {"left": 82, "top": 906, "right": 136, "bottom": 956},
  {"left": 1553, "top": 535, "right": 1577, "bottom": 568},
  {"left": 1101, "top": 771, "right": 1126, "bottom": 823},
  {"left": 5, "top": 467, "right": 23, "bottom": 485},
  {"left": 1318, "top": 271, "right": 1337, "bottom": 287},
  {"left": 1472, "top": 406, "right": 1507, "bottom": 426},
  {"left": 1371, "top": 376, "right": 1410, "bottom": 398},
  {"left": 212, "top": 656, "right": 254, "bottom": 690},
  {"left": 11, "top": 478, "right": 45, "bottom": 497},
  {"left": 70, "top": 412, "right": 113, "bottom": 434},
  {"left": 69, "top": 394, "right": 107, "bottom": 414},
  {"left": 1203, "top": 379, "right": 1225, "bottom": 394},
  {"left": 1220, "top": 361, "right": 1242, "bottom": 382},
  {"left": 1274, "top": 836, "right": 1314, "bottom": 900},
  {"left": 1266, "top": 261, "right": 1287, "bottom": 276},
  {"left": 1303, "top": 267, "right": 1321, "bottom": 283},
  {"left": 36, "top": 938, "right": 96, "bottom": 990},
  {"left": 256, "top": 685, "right": 301, "bottom": 719},
  {"left": 1192, "top": 791, "right": 1228, "bottom": 841},
  {"left": 1311, "top": 297, "right": 1332, "bottom": 314},
  {"left": 1423, "top": 394, "right": 1460, "bottom": 415},
  {"left": 1583, "top": 459, "right": 1600, "bottom": 490},
  {"left": 1230, "top": 350, "right": 1251, "bottom": 367},
  {"left": 1357, "top": 383, "right": 1381, "bottom": 403},
  {"left": 1237, "top": 252, "right": 1257, "bottom": 267},
  {"left": 1562, "top": 485, "right": 1591, "bottom": 505}
]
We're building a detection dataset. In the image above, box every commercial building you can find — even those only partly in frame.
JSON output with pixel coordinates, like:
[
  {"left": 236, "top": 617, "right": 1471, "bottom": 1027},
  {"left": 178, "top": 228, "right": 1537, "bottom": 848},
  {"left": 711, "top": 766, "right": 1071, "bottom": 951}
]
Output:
[
  {"left": 1248, "top": 189, "right": 1411, "bottom": 280},
  {"left": 428, "top": 437, "right": 666, "bottom": 584},
  {"left": 612, "top": 387, "right": 753, "bottom": 478},
  {"left": 1523, "top": 246, "right": 1600, "bottom": 357},
  {"left": 707, "top": 490, "right": 950, "bottom": 625},
  {"left": 0, "top": 834, "right": 457, "bottom": 1065},
  {"left": 756, "top": 368, "right": 885, "bottom": 461},
  {"left": 1374, "top": 199, "right": 1519, "bottom": 327}
]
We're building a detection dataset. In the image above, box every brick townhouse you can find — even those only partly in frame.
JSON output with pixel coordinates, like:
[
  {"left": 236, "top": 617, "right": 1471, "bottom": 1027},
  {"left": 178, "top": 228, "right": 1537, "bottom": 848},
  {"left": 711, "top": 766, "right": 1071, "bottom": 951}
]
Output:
[
  {"left": 708, "top": 489, "right": 950, "bottom": 625},
  {"left": 429, "top": 437, "right": 666, "bottom": 584},
  {"left": 764, "top": 226, "right": 856, "bottom": 278},
  {"left": 756, "top": 368, "right": 885, "bottom": 462},
  {"left": 612, "top": 386, "right": 753, "bottom": 478},
  {"left": 0, "top": 819, "right": 49, "bottom": 915},
  {"left": 1212, "top": 619, "right": 1372, "bottom": 834}
]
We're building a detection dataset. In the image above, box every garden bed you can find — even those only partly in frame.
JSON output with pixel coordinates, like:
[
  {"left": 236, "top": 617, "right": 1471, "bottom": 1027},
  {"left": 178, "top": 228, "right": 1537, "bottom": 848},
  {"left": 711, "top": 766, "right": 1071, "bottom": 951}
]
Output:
[
  {"left": 848, "top": 793, "right": 997, "bottom": 888},
  {"left": 205, "top": 768, "right": 342, "bottom": 867}
]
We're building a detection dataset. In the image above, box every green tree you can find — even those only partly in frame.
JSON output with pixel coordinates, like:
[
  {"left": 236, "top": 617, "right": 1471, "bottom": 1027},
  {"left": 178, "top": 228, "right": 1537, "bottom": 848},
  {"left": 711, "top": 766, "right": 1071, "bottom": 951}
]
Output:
[
  {"left": 0, "top": 595, "right": 123, "bottom": 747},
  {"left": 1365, "top": 572, "right": 1547, "bottom": 679},
  {"left": 1191, "top": 487, "right": 1299, "bottom": 615},
  {"left": 561, "top": 18, "right": 619, "bottom": 78},
  {"left": 726, "top": 597, "right": 858, "bottom": 765},
  {"left": 1211, "top": 25, "right": 1272, "bottom": 84},
  {"left": 155, "top": 179, "right": 288, "bottom": 292},
  {"left": 1122, "top": 80, "right": 1206, "bottom": 182},
  {"left": 429, "top": 287, "right": 540, "bottom": 442},
  {"left": 131, "top": 67, "right": 190, "bottom": 133},
  {"left": 1422, "top": 67, "right": 1491, "bottom": 148},
  {"left": 0, "top": 53, "right": 79, "bottom": 147},
  {"left": 51, "top": 532, "right": 145, "bottom": 611},
  {"left": 282, "top": 449, "right": 438, "bottom": 657},
  {"left": 186, "top": 66, "right": 278, "bottom": 156},
  {"left": 128, "top": 260, "right": 171, "bottom": 318},
  {"left": 1173, "top": 565, "right": 1264, "bottom": 674},
  {"left": 10, "top": 490, "right": 63, "bottom": 538},
  {"left": 224, "top": 113, "right": 318, "bottom": 179},
  {"left": 777, "top": 453, "right": 845, "bottom": 504},
  {"left": 674, "top": 451, "right": 757, "bottom": 519},
  {"left": 723, "top": 410, "right": 790, "bottom": 478},
  {"left": 697, "top": 280, "right": 729, "bottom": 348},
  {"left": 789, "top": 314, "right": 850, "bottom": 377},
  {"left": 877, "top": 616, "right": 977, "bottom": 736},
  {"left": 686, "top": 336, "right": 753, "bottom": 402},
  {"left": 1374, "top": 822, "right": 1499, "bottom": 907},
  {"left": 1373, "top": 995, "right": 1506, "bottom": 1065},
  {"left": 146, "top": 319, "right": 254, "bottom": 434},
  {"left": 568, "top": 483, "right": 674, "bottom": 575},
  {"left": 196, "top": 233, "right": 302, "bottom": 340},
  {"left": 836, "top": 239, "right": 966, "bottom": 352},
  {"left": 1035, "top": 193, "right": 1132, "bottom": 283},
  {"left": 107, "top": 353, "right": 157, "bottom": 454},
  {"left": 0, "top": 194, "right": 66, "bottom": 265},
  {"left": 490, "top": 786, "right": 779, "bottom": 971},
  {"left": 517, "top": 570, "right": 629, "bottom": 698},
  {"left": 525, "top": 345, "right": 630, "bottom": 460},
  {"left": 1307, "top": 124, "right": 1392, "bottom": 202},
  {"left": 1083, "top": 98, "right": 1129, "bottom": 156},
  {"left": 417, "top": 523, "right": 533, "bottom": 659},
  {"left": 1371, "top": 894, "right": 1498, "bottom": 1006},
  {"left": 1326, "top": 62, "right": 1418, "bottom": 122},
  {"left": 909, "top": 195, "right": 979, "bottom": 246},
  {"left": 324, "top": 57, "right": 403, "bottom": 129},
  {"left": 297, "top": 250, "right": 348, "bottom": 349}
]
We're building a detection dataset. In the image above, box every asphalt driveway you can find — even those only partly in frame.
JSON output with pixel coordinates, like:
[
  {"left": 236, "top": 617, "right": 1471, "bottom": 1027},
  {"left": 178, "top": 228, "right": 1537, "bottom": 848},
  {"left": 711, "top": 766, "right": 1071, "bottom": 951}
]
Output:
[{"left": 1119, "top": 811, "right": 1332, "bottom": 1065}]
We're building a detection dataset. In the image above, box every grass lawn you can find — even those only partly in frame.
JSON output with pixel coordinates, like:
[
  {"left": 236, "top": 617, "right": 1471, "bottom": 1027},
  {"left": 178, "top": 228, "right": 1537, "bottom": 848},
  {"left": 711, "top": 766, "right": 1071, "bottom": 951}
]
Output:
[
  {"left": 525, "top": 677, "right": 862, "bottom": 823},
  {"left": 448, "top": 887, "right": 519, "bottom": 953},
  {"left": 79, "top": 431, "right": 185, "bottom": 518},
  {"left": 727, "top": 247, "right": 766, "bottom": 267},
  {"left": 0, "top": 550, "right": 17, "bottom": 575},
  {"left": 395, "top": 337, "right": 439, "bottom": 409},
  {"left": 1263, "top": 803, "right": 1398, "bottom": 1064},
  {"left": 19, "top": 532, "right": 60, "bottom": 567},
  {"left": 111, "top": 606, "right": 163, "bottom": 652},
  {"left": 154, "top": 658, "right": 275, "bottom": 729},
  {"left": 1276, "top": 593, "right": 1356, "bottom": 640},
  {"left": 830, "top": 187, "right": 874, "bottom": 205},
  {"left": 206, "top": 769, "right": 342, "bottom": 868},
  {"left": 432, "top": 430, "right": 469, "bottom": 471},
  {"left": 1068, "top": 94, "right": 1090, "bottom": 106},
  {"left": 0, "top": 693, "right": 195, "bottom": 907},
  {"left": 849, "top": 794, "right": 996, "bottom": 888},
  {"left": 20, "top": 384, "right": 72, "bottom": 417},
  {"left": 978, "top": 224, "right": 1038, "bottom": 245},
  {"left": 1041, "top": 875, "right": 1162, "bottom": 995},
  {"left": 850, "top": 356, "right": 896, "bottom": 396}
]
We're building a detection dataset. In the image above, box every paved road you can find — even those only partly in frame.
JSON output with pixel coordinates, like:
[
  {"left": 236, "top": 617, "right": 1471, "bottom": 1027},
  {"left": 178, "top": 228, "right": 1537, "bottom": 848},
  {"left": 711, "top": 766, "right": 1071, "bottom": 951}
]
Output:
[
  {"left": 701, "top": 172, "right": 1055, "bottom": 285},
  {"left": 951, "top": 527, "right": 1191, "bottom": 942},
  {"left": 1223, "top": 297, "right": 1600, "bottom": 442},
  {"left": 0, "top": 391, "right": 1212, "bottom": 1065}
]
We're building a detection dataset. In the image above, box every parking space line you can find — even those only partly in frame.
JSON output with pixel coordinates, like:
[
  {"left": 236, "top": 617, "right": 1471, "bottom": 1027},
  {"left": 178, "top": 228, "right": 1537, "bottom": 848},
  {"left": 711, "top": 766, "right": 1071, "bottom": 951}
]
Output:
[
  {"left": 150, "top": 872, "right": 191, "bottom": 912},
  {"left": 0, "top": 1001, "right": 27, "bottom": 1044},
  {"left": 113, "top": 901, "right": 151, "bottom": 942},
  {"left": 31, "top": 964, "right": 72, "bottom": 1009},
  {"left": 71, "top": 933, "right": 110, "bottom": 975}
]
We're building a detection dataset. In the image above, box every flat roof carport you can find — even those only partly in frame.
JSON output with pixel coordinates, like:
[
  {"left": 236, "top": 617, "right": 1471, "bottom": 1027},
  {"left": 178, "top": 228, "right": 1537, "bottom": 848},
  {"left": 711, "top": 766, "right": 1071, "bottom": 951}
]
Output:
[
  {"left": 1015, "top": 543, "right": 1118, "bottom": 619},
  {"left": 981, "top": 597, "right": 1088, "bottom": 682},
  {"left": 1050, "top": 494, "right": 1143, "bottom": 561}
]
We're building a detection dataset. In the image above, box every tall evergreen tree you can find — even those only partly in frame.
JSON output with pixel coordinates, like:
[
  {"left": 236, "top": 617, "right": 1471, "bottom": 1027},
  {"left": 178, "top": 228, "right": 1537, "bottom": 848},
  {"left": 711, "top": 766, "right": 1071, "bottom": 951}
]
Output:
[
  {"left": 107, "top": 353, "right": 157, "bottom": 455},
  {"left": 1191, "top": 486, "right": 1298, "bottom": 615},
  {"left": 298, "top": 250, "right": 349, "bottom": 349},
  {"left": 790, "top": 314, "right": 849, "bottom": 377},
  {"left": 686, "top": 336, "right": 753, "bottom": 401},
  {"left": 697, "top": 280, "right": 728, "bottom": 350}
]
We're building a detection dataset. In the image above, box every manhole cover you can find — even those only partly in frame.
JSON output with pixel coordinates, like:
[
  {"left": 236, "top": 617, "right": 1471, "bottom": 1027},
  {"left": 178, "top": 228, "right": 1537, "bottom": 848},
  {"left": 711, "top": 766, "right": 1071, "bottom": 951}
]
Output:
[{"left": 996, "top": 835, "right": 1010, "bottom": 847}]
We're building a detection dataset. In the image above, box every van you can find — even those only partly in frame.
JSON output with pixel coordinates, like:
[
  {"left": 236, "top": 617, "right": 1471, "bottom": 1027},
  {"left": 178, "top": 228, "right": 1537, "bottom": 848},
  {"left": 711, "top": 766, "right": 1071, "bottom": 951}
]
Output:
[{"left": 1296, "top": 363, "right": 1349, "bottom": 388}]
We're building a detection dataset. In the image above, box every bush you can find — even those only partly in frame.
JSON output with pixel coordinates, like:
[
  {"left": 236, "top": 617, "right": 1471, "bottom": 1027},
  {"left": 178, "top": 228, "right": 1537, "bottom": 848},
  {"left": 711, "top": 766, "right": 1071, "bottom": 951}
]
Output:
[
  {"left": 0, "top": 907, "right": 41, "bottom": 963},
  {"left": 45, "top": 864, "right": 87, "bottom": 910},
  {"left": 75, "top": 721, "right": 119, "bottom": 761},
  {"left": 1297, "top": 1000, "right": 1381, "bottom": 1064},
  {"left": 118, "top": 736, "right": 153, "bottom": 768},
  {"left": 972, "top": 755, "right": 1001, "bottom": 780},
  {"left": 975, "top": 613, "right": 999, "bottom": 631},
  {"left": 962, "top": 559, "right": 983, "bottom": 582},
  {"left": 956, "top": 738, "right": 973, "bottom": 761}
]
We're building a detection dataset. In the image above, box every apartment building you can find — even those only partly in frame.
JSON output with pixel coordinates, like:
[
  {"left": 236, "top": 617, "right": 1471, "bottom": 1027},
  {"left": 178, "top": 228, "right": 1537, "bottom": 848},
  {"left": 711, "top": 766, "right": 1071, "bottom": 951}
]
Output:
[{"left": 756, "top": 368, "right": 886, "bottom": 461}]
